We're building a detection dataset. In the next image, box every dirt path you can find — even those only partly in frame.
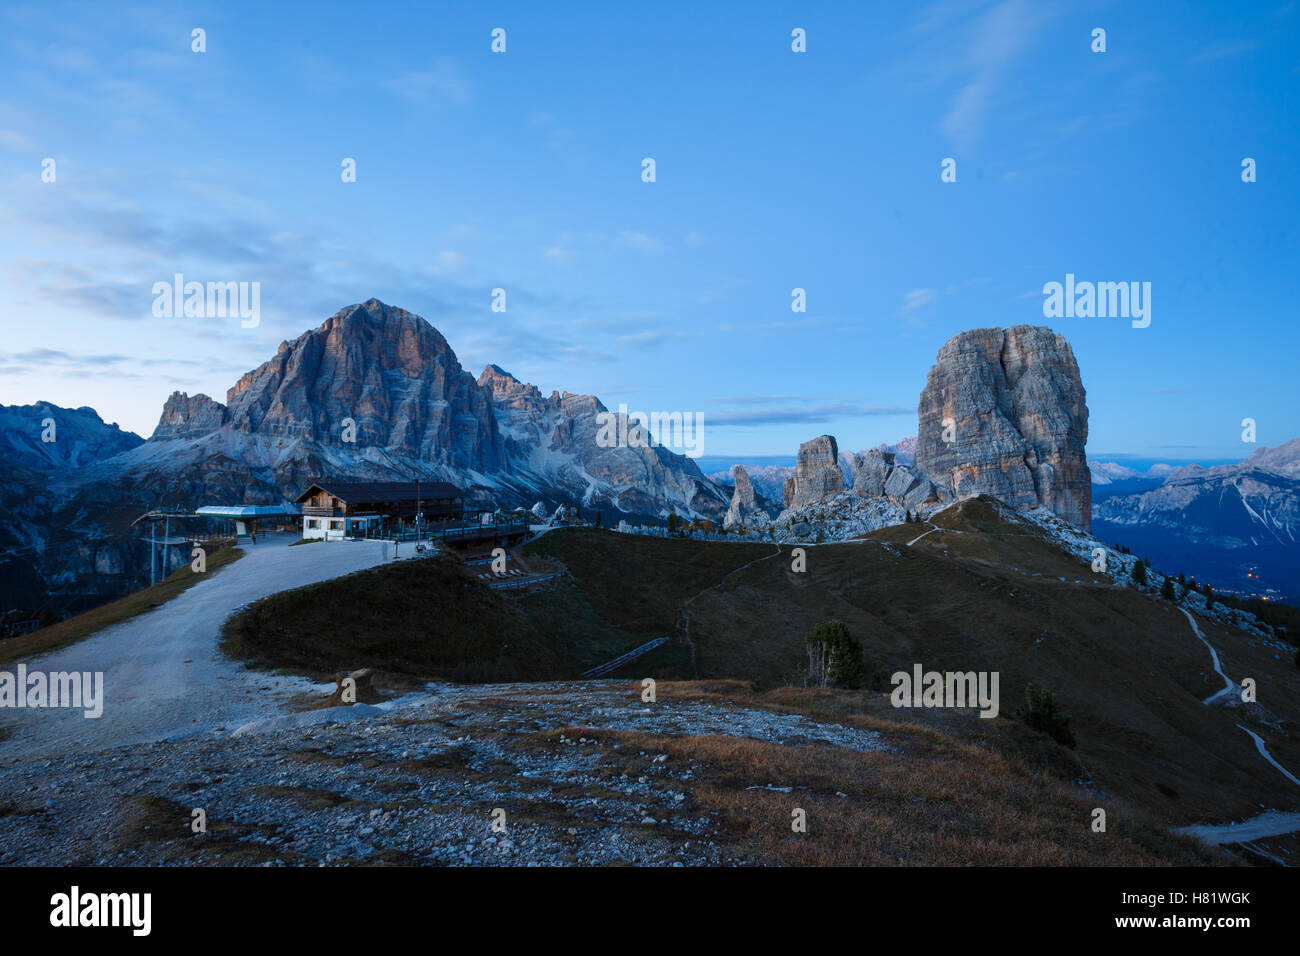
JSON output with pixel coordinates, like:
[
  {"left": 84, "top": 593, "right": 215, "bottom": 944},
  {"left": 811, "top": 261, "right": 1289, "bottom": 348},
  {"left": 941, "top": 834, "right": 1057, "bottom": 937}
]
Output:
[
  {"left": 675, "top": 544, "right": 783, "bottom": 678},
  {"left": 906, "top": 523, "right": 940, "bottom": 547},
  {"left": 1173, "top": 606, "right": 1300, "bottom": 849},
  {"left": 1180, "top": 607, "right": 1239, "bottom": 704},
  {"left": 1178, "top": 811, "right": 1300, "bottom": 845},
  {"left": 0, "top": 534, "right": 393, "bottom": 761}
]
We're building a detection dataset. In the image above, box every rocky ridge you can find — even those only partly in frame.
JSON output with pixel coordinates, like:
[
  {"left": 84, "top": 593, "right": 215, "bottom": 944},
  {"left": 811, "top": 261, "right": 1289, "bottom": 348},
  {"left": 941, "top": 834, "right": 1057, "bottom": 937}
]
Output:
[{"left": 476, "top": 364, "right": 727, "bottom": 520}]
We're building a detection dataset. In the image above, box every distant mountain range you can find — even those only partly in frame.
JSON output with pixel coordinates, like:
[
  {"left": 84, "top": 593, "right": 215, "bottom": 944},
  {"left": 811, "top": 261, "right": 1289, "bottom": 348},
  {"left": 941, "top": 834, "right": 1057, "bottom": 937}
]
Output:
[
  {"left": 1092, "top": 439, "right": 1300, "bottom": 602},
  {"left": 56, "top": 299, "right": 727, "bottom": 520},
  {"left": 0, "top": 300, "right": 729, "bottom": 619},
  {"left": 0, "top": 401, "right": 143, "bottom": 471},
  {"left": 2, "top": 303, "right": 1295, "bottom": 620}
]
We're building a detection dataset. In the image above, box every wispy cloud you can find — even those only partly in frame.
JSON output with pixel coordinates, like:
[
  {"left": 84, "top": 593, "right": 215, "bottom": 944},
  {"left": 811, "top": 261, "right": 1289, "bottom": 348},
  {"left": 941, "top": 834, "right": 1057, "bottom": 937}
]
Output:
[
  {"left": 0, "top": 128, "right": 35, "bottom": 150},
  {"left": 1192, "top": 38, "right": 1257, "bottom": 64},
  {"left": 710, "top": 403, "right": 915, "bottom": 427},
  {"left": 934, "top": 0, "right": 1053, "bottom": 151},
  {"left": 615, "top": 329, "right": 668, "bottom": 348},
  {"left": 902, "top": 288, "right": 937, "bottom": 311},
  {"left": 709, "top": 394, "right": 831, "bottom": 405},
  {"left": 0, "top": 346, "right": 214, "bottom": 381},
  {"left": 387, "top": 59, "right": 471, "bottom": 103},
  {"left": 619, "top": 231, "right": 662, "bottom": 253}
]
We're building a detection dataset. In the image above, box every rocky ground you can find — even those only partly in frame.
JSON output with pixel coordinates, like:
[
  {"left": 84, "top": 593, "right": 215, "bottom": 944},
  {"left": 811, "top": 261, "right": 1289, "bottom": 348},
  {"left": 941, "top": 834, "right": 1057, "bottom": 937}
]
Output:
[{"left": 0, "top": 681, "right": 891, "bottom": 867}]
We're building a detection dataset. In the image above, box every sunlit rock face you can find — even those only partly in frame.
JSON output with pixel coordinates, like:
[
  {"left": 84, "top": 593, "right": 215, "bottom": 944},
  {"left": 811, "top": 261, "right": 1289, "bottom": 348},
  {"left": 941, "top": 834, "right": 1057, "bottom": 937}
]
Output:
[
  {"left": 784, "top": 435, "right": 844, "bottom": 509},
  {"left": 916, "top": 325, "right": 1091, "bottom": 529}
]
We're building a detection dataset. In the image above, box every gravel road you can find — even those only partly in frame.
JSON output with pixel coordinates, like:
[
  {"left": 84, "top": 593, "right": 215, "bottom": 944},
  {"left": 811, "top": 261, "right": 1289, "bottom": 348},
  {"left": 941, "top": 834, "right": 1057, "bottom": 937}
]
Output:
[{"left": 0, "top": 534, "right": 392, "bottom": 761}]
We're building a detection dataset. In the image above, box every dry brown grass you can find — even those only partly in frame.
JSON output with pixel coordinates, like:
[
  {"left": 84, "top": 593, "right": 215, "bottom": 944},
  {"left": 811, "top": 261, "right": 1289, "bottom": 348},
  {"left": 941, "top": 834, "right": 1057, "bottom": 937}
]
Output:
[{"left": 552, "top": 680, "right": 1226, "bottom": 866}]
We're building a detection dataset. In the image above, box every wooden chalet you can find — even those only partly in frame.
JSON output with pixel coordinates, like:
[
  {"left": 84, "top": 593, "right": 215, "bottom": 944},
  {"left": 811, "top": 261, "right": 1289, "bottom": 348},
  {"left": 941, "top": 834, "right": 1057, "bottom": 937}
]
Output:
[{"left": 295, "top": 480, "right": 471, "bottom": 540}]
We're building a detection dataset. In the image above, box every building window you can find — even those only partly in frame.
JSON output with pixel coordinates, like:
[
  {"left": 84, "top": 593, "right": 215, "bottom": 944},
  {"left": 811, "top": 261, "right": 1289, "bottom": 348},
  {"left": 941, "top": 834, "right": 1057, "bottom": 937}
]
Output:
[{"left": 307, "top": 519, "right": 319, "bottom": 529}]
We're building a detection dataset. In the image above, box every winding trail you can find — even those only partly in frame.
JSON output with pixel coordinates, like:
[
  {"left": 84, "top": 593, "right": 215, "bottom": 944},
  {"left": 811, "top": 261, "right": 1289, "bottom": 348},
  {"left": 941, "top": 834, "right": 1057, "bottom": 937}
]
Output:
[
  {"left": 675, "top": 544, "right": 784, "bottom": 678},
  {"left": 1236, "top": 724, "right": 1300, "bottom": 786},
  {"left": 1179, "top": 811, "right": 1300, "bottom": 846},
  {"left": 1173, "top": 605, "right": 1300, "bottom": 849},
  {"left": 905, "top": 522, "right": 940, "bottom": 547},
  {"left": 1180, "top": 607, "right": 1238, "bottom": 704}
]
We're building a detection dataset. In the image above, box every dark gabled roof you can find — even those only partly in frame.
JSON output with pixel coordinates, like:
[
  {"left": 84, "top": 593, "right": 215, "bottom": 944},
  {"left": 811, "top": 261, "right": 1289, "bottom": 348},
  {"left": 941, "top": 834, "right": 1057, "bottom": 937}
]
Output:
[{"left": 295, "top": 480, "right": 465, "bottom": 504}]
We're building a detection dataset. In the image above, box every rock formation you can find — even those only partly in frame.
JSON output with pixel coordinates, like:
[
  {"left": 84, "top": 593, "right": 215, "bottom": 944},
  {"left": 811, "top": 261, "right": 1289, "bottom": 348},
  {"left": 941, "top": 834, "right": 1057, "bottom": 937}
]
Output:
[
  {"left": 915, "top": 325, "right": 1091, "bottom": 528},
  {"left": 851, "top": 449, "right": 892, "bottom": 497},
  {"left": 784, "top": 435, "right": 844, "bottom": 509},
  {"left": 848, "top": 448, "right": 941, "bottom": 511},
  {"left": 224, "top": 299, "right": 505, "bottom": 472},
  {"left": 723, "top": 465, "right": 774, "bottom": 530},
  {"left": 152, "top": 392, "right": 226, "bottom": 442}
]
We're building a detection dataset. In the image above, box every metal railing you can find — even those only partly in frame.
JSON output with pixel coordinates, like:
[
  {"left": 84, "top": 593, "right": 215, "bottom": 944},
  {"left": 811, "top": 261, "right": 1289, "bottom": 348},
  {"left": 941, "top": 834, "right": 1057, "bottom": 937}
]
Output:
[
  {"left": 487, "top": 571, "right": 563, "bottom": 590},
  {"left": 369, "top": 519, "right": 529, "bottom": 543},
  {"left": 582, "top": 637, "right": 669, "bottom": 677}
]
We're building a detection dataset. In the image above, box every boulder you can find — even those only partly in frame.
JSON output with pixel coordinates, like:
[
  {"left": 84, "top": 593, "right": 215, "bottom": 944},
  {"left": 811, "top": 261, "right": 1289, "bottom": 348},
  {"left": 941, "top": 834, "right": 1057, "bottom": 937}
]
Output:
[{"left": 851, "top": 449, "right": 893, "bottom": 497}]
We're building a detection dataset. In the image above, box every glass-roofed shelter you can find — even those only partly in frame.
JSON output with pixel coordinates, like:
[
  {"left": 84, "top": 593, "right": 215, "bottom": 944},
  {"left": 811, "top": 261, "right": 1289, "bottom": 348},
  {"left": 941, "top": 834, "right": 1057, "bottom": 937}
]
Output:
[{"left": 195, "top": 504, "right": 298, "bottom": 539}]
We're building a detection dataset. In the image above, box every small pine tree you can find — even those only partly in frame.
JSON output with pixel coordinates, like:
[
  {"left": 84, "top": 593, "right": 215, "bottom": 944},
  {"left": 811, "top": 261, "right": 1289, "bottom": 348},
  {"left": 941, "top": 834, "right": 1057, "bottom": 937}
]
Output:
[
  {"left": 1205, "top": 585, "right": 1216, "bottom": 609},
  {"left": 1160, "top": 576, "right": 1175, "bottom": 600},
  {"left": 804, "top": 620, "right": 863, "bottom": 689},
  {"left": 1177, "top": 572, "right": 1186, "bottom": 587},
  {"left": 905, "top": 510, "right": 913, "bottom": 523},
  {"left": 1132, "top": 560, "right": 1147, "bottom": 586},
  {"left": 594, "top": 511, "right": 602, "bottom": 528},
  {"left": 1020, "top": 684, "right": 1076, "bottom": 748}
]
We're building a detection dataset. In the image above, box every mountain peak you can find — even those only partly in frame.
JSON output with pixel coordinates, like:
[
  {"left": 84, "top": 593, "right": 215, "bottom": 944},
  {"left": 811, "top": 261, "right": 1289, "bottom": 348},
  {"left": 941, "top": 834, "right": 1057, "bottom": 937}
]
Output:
[
  {"left": 214, "top": 301, "right": 505, "bottom": 472},
  {"left": 480, "top": 364, "right": 522, "bottom": 385},
  {"left": 916, "top": 324, "right": 1091, "bottom": 529}
]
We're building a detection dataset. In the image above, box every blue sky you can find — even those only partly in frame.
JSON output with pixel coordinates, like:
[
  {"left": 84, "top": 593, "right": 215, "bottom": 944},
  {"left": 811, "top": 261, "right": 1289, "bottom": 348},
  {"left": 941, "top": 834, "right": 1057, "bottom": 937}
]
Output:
[{"left": 1, "top": 0, "right": 1296, "bottom": 462}]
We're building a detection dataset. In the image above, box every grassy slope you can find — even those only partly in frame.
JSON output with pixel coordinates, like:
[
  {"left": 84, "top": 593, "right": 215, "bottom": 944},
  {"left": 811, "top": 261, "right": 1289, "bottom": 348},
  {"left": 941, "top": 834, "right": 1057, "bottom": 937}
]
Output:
[
  {"left": 220, "top": 555, "right": 567, "bottom": 684},
  {"left": 522, "top": 504, "right": 1300, "bottom": 830},
  {"left": 217, "top": 504, "right": 1299, "bottom": 842},
  {"left": 0, "top": 539, "right": 243, "bottom": 666},
  {"left": 576, "top": 680, "right": 1219, "bottom": 866},
  {"left": 518, "top": 529, "right": 776, "bottom": 678}
]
